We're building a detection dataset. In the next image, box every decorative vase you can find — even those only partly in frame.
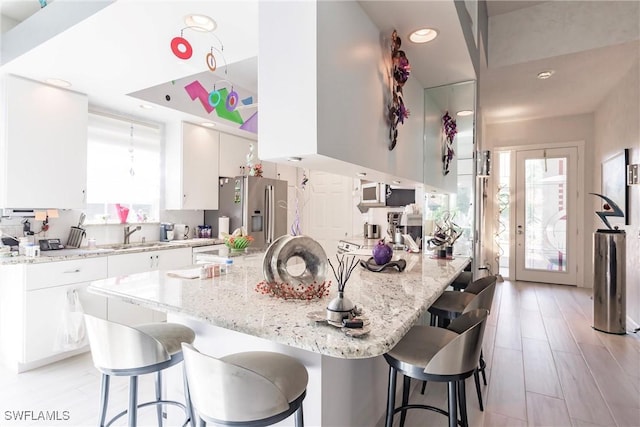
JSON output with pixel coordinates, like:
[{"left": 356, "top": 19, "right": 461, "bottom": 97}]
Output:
[
  {"left": 437, "top": 248, "right": 447, "bottom": 258},
  {"left": 372, "top": 240, "right": 393, "bottom": 265},
  {"left": 326, "top": 291, "right": 355, "bottom": 323},
  {"left": 446, "top": 246, "right": 453, "bottom": 257}
]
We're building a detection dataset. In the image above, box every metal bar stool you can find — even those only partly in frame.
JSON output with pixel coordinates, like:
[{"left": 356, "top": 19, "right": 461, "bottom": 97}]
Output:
[
  {"left": 384, "top": 309, "right": 489, "bottom": 427},
  {"left": 423, "top": 276, "right": 497, "bottom": 411},
  {"left": 84, "top": 315, "right": 196, "bottom": 427},
  {"left": 181, "top": 343, "right": 308, "bottom": 426}
]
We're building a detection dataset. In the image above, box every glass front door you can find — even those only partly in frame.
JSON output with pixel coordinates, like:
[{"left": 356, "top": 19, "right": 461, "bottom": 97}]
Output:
[{"left": 515, "top": 147, "right": 577, "bottom": 285}]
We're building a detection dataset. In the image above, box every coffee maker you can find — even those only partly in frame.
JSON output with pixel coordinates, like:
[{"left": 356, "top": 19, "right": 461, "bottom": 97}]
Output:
[
  {"left": 159, "top": 222, "right": 174, "bottom": 242},
  {"left": 387, "top": 212, "right": 403, "bottom": 247}
]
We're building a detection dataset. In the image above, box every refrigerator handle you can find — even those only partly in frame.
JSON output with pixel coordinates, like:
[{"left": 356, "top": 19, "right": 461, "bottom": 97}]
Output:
[{"left": 266, "top": 185, "right": 275, "bottom": 244}]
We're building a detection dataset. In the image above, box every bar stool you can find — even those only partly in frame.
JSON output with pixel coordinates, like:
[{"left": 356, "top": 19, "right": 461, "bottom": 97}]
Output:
[
  {"left": 429, "top": 276, "right": 497, "bottom": 328},
  {"left": 452, "top": 270, "right": 473, "bottom": 291},
  {"left": 181, "top": 343, "right": 308, "bottom": 426},
  {"left": 84, "top": 315, "right": 196, "bottom": 427},
  {"left": 384, "top": 309, "right": 489, "bottom": 427},
  {"left": 424, "top": 276, "right": 497, "bottom": 410}
]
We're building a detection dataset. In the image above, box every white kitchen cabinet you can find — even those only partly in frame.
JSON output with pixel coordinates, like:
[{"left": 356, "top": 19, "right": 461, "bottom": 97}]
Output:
[
  {"left": 219, "top": 132, "right": 253, "bottom": 178},
  {"left": 0, "top": 257, "right": 108, "bottom": 372},
  {"left": 0, "top": 74, "right": 88, "bottom": 209},
  {"left": 165, "top": 121, "right": 219, "bottom": 209},
  {"left": 106, "top": 247, "right": 192, "bottom": 325},
  {"left": 218, "top": 132, "right": 278, "bottom": 179}
]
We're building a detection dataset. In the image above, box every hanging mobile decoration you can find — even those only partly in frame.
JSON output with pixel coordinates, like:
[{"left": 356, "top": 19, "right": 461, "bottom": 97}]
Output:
[
  {"left": 441, "top": 111, "right": 457, "bottom": 175},
  {"left": 128, "top": 123, "right": 135, "bottom": 177},
  {"left": 387, "top": 30, "right": 411, "bottom": 151},
  {"left": 290, "top": 172, "right": 308, "bottom": 236},
  {"left": 170, "top": 31, "right": 193, "bottom": 60}
]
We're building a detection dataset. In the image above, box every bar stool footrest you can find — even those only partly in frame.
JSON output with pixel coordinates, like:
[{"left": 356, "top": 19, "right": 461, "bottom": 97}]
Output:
[
  {"left": 391, "top": 404, "right": 463, "bottom": 426},
  {"left": 105, "top": 399, "right": 190, "bottom": 427}
]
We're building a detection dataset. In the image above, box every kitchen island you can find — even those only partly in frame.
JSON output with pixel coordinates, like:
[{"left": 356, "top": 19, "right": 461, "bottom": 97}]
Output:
[{"left": 89, "top": 251, "right": 470, "bottom": 426}]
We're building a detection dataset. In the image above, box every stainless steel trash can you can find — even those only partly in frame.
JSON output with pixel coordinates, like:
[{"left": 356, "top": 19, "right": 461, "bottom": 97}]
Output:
[{"left": 593, "top": 230, "right": 626, "bottom": 334}]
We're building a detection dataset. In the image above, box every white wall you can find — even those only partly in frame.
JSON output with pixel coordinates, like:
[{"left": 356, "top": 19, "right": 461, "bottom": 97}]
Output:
[
  {"left": 485, "top": 113, "right": 594, "bottom": 286},
  {"left": 257, "top": 1, "right": 318, "bottom": 160},
  {"left": 258, "top": 1, "right": 425, "bottom": 185},
  {"left": 593, "top": 61, "right": 640, "bottom": 328}
]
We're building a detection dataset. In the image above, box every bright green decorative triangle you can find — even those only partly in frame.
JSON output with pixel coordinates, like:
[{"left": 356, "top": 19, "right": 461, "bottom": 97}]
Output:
[{"left": 215, "top": 88, "right": 244, "bottom": 124}]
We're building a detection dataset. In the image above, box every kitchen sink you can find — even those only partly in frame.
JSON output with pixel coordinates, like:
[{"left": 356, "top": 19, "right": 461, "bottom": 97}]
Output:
[{"left": 101, "top": 241, "right": 177, "bottom": 250}]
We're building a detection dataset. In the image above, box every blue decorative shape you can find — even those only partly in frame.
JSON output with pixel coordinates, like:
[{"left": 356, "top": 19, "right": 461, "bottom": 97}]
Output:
[
  {"left": 590, "top": 193, "right": 624, "bottom": 230},
  {"left": 241, "top": 96, "right": 253, "bottom": 106}
]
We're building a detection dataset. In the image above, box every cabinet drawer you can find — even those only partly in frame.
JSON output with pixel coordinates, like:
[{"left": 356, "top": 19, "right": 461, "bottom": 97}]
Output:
[{"left": 26, "top": 257, "right": 108, "bottom": 290}]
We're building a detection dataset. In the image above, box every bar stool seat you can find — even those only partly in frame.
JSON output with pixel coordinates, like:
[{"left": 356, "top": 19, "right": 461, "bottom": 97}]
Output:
[
  {"left": 182, "top": 343, "right": 308, "bottom": 426},
  {"left": 84, "top": 315, "right": 195, "bottom": 427},
  {"left": 384, "top": 309, "right": 489, "bottom": 427}
]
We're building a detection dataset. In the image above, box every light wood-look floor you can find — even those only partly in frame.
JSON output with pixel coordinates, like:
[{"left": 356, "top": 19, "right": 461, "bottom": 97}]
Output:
[{"left": 1, "top": 280, "right": 639, "bottom": 426}]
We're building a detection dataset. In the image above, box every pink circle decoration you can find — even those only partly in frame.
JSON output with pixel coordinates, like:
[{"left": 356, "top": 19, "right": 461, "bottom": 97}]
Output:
[
  {"left": 208, "top": 90, "right": 222, "bottom": 107},
  {"left": 171, "top": 36, "right": 193, "bottom": 60},
  {"left": 225, "top": 90, "right": 239, "bottom": 111}
]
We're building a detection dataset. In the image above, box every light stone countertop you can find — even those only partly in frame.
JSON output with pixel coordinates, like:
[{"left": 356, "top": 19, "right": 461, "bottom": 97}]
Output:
[
  {"left": 88, "top": 252, "right": 470, "bottom": 359},
  {"left": 0, "top": 238, "right": 223, "bottom": 265}
]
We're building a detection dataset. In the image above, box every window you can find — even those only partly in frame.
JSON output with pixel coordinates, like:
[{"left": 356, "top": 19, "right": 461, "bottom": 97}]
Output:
[{"left": 86, "top": 112, "right": 161, "bottom": 223}]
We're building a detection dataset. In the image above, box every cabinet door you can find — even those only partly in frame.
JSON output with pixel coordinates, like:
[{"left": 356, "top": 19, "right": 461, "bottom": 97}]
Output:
[
  {"left": 107, "top": 251, "right": 159, "bottom": 275},
  {"left": 157, "top": 247, "right": 192, "bottom": 270},
  {"left": 219, "top": 133, "right": 253, "bottom": 178},
  {"left": 106, "top": 248, "right": 191, "bottom": 325},
  {"left": 2, "top": 75, "right": 88, "bottom": 209},
  {"left": 182, "top": 123, "right": 219, "bottom": 209},
  {"left": 24, "top": 282, "right": 106, "bottom": 363}
]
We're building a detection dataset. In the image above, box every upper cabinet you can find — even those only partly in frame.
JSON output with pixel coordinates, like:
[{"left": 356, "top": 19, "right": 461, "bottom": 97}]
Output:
[
  {"left": 165, "top": 122, "right": 219, "bottom": 210},
  {"left": 219, "top": 133, "right": 253, "bottom": 178},
  {"left": 219, "top": 132, "right": 277, "bottom": 179},
  {"left": 0, "top": 75, "right": 88, "bottom": 209}
]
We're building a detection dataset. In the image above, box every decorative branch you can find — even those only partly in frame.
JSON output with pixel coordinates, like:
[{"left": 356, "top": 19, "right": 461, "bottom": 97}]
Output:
[{"left": 328, "top": 255, "right": 359, "bottom": 292}]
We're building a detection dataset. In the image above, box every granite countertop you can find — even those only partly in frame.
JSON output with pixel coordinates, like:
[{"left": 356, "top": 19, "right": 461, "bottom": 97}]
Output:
[
  {"left": 88, "top": 253, "right": 469, "bottom": 359},
  {"left": 0, "top": 238, "right": 224, "bottom": 265}
]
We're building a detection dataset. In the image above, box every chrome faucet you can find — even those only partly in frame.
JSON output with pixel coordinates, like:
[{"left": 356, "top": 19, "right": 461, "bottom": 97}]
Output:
[{"left": 123, "top": 225, "right": 141, "bottom": 244}]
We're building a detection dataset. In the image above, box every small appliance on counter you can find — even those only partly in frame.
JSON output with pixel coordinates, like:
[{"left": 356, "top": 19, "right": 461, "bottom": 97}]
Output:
[
  {"left": 363, "top": 223, "right": 380, "bottom": 239},
  {"left": 160, "top": 222, "right": 174, "bottom": 241},
  {"left": 387, "top": 212, "right": 404, "bottom": 248}
]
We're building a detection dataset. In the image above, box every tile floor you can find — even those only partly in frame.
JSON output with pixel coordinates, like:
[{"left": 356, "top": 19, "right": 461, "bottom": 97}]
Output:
[{"left": 1, "top": 280, "right": 639, "bottom": 426}]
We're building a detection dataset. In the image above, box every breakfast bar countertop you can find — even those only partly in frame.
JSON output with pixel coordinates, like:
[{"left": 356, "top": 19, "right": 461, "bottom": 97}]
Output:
[{"left": 88, "top": 252, "right": 470, "bottom": 359}]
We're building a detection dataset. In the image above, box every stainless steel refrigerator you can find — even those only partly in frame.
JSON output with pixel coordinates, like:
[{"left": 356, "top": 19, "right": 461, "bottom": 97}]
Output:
[{"left": 205, "top": 176, "right": 288, "bottom": 248}]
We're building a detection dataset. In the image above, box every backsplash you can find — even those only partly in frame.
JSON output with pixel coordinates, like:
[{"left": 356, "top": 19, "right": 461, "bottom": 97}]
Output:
[{"left": 0, "top": 209, "right": 205, "bottom": 247}]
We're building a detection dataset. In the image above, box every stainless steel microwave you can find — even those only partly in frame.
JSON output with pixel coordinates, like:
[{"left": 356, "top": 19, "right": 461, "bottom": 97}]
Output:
[{"left": 360, "top": 182, "right": 387, "bottom": 206}]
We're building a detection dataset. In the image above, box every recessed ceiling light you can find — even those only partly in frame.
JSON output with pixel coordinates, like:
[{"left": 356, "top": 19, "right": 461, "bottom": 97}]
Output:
[
  {"left": 184, "top": 14, "right": 216, "bottom": 32},
  {"left": 139, "top": 104, "right": 154, "bottom": 110},
  {"left": 409, "top": 28, "right": 438, "bottom": 44},
  {"left": 357, "top": 172, "right": 367, "bottom": 177},
  {"left": 201, "top": 122, "right": 216, "bottom": 128},
  {"left": 392, "top": 180, "right": 401, "bottom": 185},
  {"left": 287, "top": 157, "right": 302, "bottom": 162},
  {"left": 456, "top": 110, "right": 474, "bottom": 117},
  {"left": 45, "top": 78, "right": 71, "bottom": 88},
  {"left": 537, "top": 70, "right": 555, "bottom": 80}
]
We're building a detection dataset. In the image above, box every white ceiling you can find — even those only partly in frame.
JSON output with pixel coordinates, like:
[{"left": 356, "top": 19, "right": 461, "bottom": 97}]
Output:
[{"left": 1, "top": 0, "right": 638, "bottom": 141}]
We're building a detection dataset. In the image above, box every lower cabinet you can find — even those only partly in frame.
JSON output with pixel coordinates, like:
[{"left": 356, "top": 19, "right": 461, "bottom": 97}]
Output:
[
  {"left": 0, "top": 257, "right": 108, "bottom": 372},
  {"left": 106, "top": 247, "right": 192, "bottom": 326},
  {"left": 0, "top": 247, "right": 193, "bottom": 372},
  {"left": 25, "top": 281, "right": 107, "bottom": 363}
]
